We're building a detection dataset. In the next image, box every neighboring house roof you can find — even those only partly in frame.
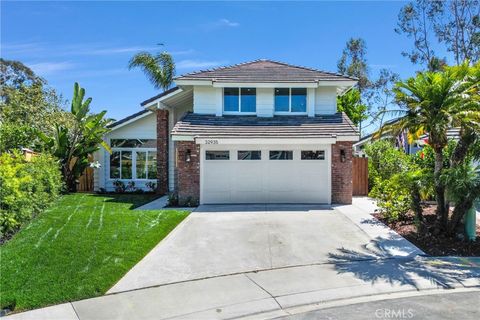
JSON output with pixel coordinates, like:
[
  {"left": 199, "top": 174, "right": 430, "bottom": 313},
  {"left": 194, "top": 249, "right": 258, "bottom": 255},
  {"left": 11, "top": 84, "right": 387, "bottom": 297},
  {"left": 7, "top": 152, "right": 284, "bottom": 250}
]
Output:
[
  {"left": 107, "top": 109, "right": 151, "bottom": 129},
  {"left": 171, "top": 112, "right": 359, "bottom": 138},
  {"left": 140, "top": 86, "right": 181, "bottom": 107},
  {"left": 175, "top": 59, "right": 357, "bottom": 83}
]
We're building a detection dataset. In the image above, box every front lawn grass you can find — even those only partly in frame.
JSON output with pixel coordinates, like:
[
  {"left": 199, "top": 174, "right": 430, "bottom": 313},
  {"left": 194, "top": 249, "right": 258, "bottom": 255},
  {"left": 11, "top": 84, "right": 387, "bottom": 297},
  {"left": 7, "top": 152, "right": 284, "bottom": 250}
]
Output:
[{"left": 0, "top": 193, "right": 189, "bottom": 312}]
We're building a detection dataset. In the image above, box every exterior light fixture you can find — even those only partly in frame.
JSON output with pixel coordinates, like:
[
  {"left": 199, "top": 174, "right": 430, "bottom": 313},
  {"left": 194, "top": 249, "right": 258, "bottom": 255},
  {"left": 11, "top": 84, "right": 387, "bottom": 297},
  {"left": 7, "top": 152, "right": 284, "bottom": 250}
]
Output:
[{"left": 185, "top": 149, "right": 191, "bottom": 162}]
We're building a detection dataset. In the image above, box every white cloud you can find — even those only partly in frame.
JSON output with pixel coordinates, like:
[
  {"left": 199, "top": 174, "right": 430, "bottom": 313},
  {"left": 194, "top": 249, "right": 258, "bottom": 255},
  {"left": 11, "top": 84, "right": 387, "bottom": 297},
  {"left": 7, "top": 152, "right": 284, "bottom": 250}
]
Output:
[
  {"left": 217, "top": 18, "right": 240, "bottom": 27},
  {"left": 201, "top": 18, "right": 240, "bottom": 30},
  {"left": 27, "top": 61, "right": 75, "bottom": 75},
  {"left": 176, "top": 59, "right": 227, "bottom": 70}
]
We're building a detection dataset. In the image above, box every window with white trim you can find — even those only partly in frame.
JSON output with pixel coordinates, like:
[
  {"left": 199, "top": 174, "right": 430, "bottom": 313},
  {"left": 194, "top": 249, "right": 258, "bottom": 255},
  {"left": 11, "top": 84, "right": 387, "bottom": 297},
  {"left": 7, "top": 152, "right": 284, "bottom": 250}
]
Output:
[
  {"left": 224, "top": 88, "right": 256, "bottom": 113},
  {"left": 109, "top": 139, "right": 157, "bottom": 180},
  {"left": 274, "top": 88, "right": 307, "bottom": 113}
]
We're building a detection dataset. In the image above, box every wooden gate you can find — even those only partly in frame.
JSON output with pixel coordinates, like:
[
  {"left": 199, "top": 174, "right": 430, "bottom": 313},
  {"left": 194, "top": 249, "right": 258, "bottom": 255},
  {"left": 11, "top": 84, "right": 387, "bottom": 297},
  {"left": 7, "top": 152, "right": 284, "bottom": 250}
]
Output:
[
  {"left": 77, "top": 167, "right": 94, "bottom": 192},
  {"left": 352, "top": 157, "right": 368, "bottom": 196}
]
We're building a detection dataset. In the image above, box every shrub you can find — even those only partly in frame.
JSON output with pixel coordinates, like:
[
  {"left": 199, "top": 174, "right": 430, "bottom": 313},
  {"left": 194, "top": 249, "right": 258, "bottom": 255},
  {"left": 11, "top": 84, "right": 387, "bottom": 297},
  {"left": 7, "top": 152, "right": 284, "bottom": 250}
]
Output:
[
  {"left": 364, "top": 140, "right": 411, "bottom": 197},
  {"left": 113, "top": 180, "right": 126, "bottom": 193},
  {"left": 0, "top": 123, "right": 37, "bottom": 153},
  {"left": 0, "top": 152, "right": 63, "bottom": 237},
  {"left": 167, "top": 192, "right": 179, "bottom": 206},
  {"left": 145, "top": 181, "right": 156, "bottom": 192},
  {"left": 374, "top": 175, "right": 411, "bottom": 222}
]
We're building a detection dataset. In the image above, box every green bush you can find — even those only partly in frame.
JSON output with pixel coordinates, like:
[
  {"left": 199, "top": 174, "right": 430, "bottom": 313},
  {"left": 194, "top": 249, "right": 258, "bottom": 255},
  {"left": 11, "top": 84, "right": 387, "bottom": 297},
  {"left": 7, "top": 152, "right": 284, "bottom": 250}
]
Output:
[
  {"left": 364, "top": 140, "right": 411, "bottom": 196},
  {"left": 374, "top": 174, "right": 412, "bottom": 222},
  {"left": 0, "top": 123, "right": 37, "bottom": 153},
  {"left": 0, "top": 152, "right": 63, "bottom": 238},
  {"left": 364, "top": 140, "right": 429, "bottom": 222}
]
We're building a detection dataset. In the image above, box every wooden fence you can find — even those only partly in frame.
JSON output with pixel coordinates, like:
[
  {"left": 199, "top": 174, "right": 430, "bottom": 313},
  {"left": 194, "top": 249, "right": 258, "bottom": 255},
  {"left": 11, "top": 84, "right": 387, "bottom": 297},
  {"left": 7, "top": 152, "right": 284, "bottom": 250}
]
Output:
[
  {"left": 22, "top": 148, "right": 94, "bottom": 192},
  {"left": 77, "top": 166, "right": 94, "bottom": 192},
  {"left": 352, "top": 157, "right": 369, "bottom": 196}
]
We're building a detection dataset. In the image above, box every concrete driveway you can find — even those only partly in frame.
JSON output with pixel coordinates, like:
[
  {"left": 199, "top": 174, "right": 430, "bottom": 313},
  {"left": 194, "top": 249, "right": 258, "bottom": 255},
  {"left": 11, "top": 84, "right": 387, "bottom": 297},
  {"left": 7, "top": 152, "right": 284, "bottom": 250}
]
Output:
[{"left": 109, "top": 202, "right": 422, "bottom": 293}]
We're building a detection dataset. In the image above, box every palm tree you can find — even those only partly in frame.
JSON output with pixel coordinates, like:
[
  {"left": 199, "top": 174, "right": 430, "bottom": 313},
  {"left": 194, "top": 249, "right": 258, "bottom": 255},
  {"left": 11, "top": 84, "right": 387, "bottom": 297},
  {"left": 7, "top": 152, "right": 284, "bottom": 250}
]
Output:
[
  {"left": 128, "top": 51, "right": 175, "bottom": 91},
  {"left": 378, "top": 64, "right": 477, "bottom": 230}
]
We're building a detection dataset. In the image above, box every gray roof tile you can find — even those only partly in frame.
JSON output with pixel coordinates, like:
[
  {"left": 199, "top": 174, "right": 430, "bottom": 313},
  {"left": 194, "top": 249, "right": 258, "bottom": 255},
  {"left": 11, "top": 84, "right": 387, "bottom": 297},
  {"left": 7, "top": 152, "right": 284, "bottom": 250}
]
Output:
[
  {"left": 175, "top": 59, "right": 357, "bottom": 83},
  {"left": 172, "top": 112, "right": 359, "bottom": 139}
]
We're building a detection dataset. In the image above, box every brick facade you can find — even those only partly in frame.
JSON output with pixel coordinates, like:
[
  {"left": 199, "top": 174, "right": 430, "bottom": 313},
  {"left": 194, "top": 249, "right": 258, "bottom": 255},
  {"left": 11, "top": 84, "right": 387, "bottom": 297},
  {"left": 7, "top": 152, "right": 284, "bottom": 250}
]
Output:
[
  {"left": 156, "top": 109, "right": 169, "bottom": 195},
  {"left": 331, "top": 141, "right": 353, "bottom": 204},
  {"left": 176, "top": 141, "right": 200, "bottom": 206}
]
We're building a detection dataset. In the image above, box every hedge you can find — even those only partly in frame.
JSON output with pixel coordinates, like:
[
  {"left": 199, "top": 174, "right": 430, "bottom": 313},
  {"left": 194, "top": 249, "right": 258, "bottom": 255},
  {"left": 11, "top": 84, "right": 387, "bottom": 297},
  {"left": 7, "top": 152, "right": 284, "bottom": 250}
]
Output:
[{"left": 0, "top": 152, "right": 63, "bottom": 239}]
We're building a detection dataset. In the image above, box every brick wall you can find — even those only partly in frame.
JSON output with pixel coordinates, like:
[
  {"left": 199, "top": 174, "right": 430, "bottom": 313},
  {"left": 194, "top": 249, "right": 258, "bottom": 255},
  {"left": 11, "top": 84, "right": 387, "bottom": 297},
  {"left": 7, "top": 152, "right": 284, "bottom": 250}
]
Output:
[
  {"left": 176, "top": 141, "right": 200, "bottom": 206},
  {"left": 156, "top": 109, "right": 169, "bottom": 195},
  {"left": 331, "top": 141, "right": 353, "bottom": 204}
]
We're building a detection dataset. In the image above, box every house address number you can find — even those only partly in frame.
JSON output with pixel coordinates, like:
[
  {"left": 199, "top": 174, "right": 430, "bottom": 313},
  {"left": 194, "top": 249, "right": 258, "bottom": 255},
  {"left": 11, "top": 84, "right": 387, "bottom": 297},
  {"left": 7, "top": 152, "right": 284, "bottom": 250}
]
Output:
[{"left": 205, "top": 139, "right": 219, "bottom": 144}]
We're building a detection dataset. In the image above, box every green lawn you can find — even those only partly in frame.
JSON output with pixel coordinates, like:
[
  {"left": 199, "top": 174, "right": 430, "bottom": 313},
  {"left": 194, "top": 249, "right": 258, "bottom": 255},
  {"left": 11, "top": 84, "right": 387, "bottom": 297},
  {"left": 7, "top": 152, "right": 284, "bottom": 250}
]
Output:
[{"left": 0, "top": 193, "right": 189, "bottom": 312}]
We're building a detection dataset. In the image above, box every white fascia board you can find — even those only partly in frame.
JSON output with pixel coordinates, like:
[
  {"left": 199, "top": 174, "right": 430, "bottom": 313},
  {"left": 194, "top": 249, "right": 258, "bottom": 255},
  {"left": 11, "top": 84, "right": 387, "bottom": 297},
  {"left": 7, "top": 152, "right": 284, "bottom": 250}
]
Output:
[
  {"left": 143, "top": 88, "right": 184, "bottom": 109},
  {"left": 171, "top": 135, "right": 195, "bottom": 141},
  {"left": 318, "top": 80, "right": 357, "bottom": 87},
  {"left": 108, "top": 111, "right": 153, "bottom": 132},
  {"left": 337, "top": 135, "right": 360, "bottom": 142},
  {"left": 353, "top": 136, "right": 372, "bottom": 147},
  {"left": 212, "top": 82, "right": 318, "bottom": 88},
  {"left": 175, "top": 79, "right": 213, "bottom": 86},
  {"left": 195, "top": 137, "right": 337, "bottom": 145}
]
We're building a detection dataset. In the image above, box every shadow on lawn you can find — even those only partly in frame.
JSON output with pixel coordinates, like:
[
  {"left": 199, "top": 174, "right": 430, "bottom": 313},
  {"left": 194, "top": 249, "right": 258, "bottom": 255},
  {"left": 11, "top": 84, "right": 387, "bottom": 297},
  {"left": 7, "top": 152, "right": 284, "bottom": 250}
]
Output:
[
  {"left": 328, "top": 236, "right": 480, "bottom": 290},
  {"left": 91, "top": 193, "right": 161, "bottom": 210}
]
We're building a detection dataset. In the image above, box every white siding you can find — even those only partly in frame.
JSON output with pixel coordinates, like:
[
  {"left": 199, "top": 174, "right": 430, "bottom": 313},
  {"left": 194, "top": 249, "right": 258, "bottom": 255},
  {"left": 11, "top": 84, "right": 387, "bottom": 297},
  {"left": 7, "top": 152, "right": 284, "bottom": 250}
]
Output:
[
  {"left": 108, "top": 112, "right": 157, "bottom": 138},
  {"left": 95, "top": 112, "right": 157, "bottom": 192},
  {"left": 256, "top": 88, "right": 274, "bottom": 117},
  {"left": 193, "top": 86, "right": 221, "bottom": 115},
  {"left": 315, "top": 87, "right": 337, "bottom": 115}
]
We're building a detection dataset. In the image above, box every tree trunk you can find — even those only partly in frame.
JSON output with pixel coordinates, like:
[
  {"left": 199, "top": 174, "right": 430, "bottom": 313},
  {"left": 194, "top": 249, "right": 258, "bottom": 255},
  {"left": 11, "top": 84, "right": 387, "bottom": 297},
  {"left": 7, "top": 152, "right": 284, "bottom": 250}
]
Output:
[
  {"left": 411, "top": 187, "right": 425, "bottom": 233},
  {"left": 448, "top": 198, "right": 475, "bottom": 236},
  {"left": 62, "top": 164, "right": 77, "bottom": 192},
  {"left": 450, "top": 128, "right": 475, "bottom": 167},
  {"left": 434, "top": 150, "right": 447, "bottom": 231}
]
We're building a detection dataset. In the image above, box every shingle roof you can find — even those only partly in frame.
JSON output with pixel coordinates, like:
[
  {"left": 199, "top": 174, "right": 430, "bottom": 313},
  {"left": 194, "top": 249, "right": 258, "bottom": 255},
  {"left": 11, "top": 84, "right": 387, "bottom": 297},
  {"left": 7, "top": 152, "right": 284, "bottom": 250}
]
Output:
[
  {"left": 108, "top": 109, "right": 151, "bottom": 129},
  {"left": 175, "top": 59, "right": 357, "bottom": 83},
  {"left": 140, "top": 86, "right": 180, "bottom": 106},
  {"left": 172, "top": 112, "right": 359, "bottom": 139}
]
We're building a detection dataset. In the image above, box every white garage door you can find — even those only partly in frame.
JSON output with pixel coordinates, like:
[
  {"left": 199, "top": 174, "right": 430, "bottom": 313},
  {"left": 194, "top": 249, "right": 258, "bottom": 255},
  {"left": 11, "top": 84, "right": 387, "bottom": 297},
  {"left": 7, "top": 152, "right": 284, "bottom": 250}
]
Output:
[{"left": 201, "top": 144, "right": 331, "bottom": 204}]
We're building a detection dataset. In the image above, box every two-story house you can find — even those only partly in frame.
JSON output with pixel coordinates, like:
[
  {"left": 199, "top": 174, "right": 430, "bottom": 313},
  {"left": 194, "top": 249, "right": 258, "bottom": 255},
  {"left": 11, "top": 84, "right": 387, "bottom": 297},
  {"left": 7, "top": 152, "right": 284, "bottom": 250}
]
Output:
[{"left": 94, "top": 60, "right": 359, "bottom": 205}]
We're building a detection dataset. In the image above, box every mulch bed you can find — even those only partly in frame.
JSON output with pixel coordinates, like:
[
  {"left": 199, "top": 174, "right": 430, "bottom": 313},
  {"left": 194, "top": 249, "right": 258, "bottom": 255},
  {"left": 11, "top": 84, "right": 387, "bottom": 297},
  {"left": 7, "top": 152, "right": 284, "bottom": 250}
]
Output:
[{"left": 373, "top": 205, "right": 480, "bottom": 256}]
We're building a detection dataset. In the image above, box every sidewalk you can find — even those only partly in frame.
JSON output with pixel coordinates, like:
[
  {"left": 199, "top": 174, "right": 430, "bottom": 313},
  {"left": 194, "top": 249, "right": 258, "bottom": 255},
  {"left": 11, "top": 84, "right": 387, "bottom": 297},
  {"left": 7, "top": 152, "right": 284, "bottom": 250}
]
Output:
[{"left": 5, "top": 256, "right": 480, "bottom": 320}]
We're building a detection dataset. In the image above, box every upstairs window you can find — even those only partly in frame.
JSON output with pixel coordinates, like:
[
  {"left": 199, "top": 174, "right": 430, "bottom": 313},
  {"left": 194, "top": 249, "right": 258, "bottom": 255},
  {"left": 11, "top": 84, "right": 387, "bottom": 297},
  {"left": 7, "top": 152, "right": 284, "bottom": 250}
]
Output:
[
  {"left": 274, "top": 88, "right": 307, "bottom": 113},
  {"left": 224, "top": 88, "right": 256, "bottom": 113}
]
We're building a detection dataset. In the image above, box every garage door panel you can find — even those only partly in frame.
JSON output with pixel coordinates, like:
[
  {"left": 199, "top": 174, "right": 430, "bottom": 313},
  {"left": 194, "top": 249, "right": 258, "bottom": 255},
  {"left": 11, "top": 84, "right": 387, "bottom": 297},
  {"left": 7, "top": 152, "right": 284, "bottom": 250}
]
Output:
[{"left": 201, "top": 145, "right": 331, "bottom": 204}]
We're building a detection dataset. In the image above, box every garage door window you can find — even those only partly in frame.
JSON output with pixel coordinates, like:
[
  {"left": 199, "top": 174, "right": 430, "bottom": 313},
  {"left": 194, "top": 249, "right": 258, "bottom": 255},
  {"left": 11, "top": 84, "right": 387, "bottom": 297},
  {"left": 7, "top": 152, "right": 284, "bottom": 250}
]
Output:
[
  {"left": 206, "top": 151, "right": 230, "bottom": 160},
  {"left": 238, "top": 150, "right": 261, "bottom": 160},
  {"left": 269, "top": 151, "right": 293, "bottom": 160},
  {"left": 301, "top": 150, "right": 325, "bottom": 160}
]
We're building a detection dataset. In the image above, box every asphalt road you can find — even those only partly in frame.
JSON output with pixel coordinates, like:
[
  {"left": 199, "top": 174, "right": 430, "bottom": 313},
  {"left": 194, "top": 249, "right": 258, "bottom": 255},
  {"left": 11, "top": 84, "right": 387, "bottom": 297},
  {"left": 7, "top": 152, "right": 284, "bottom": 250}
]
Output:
[{"left": 277, "top": 291, "right": 480, "bottom": 320}]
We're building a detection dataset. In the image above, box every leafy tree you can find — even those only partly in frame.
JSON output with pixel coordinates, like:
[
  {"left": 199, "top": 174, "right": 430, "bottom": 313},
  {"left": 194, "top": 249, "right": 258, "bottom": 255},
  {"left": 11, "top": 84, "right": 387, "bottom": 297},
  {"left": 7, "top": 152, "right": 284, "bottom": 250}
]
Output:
[
  {"left": 0, "top": 59, "right": 72, "bottom": 151},
  {"left": 379, "top": 62, "right": 480, "bottom": 232},
  {"left": 38, "top": 83, "right": 112, "bottom": 192},
  {"left": 337, "top": 38, "right": 370, "bottom": 133},
  {"left": 129, "top": 51, "right": 175, "bottom": 91},
  {"left": 396, "top": 0, "right": 480, "bottom": 68},
  {"left": 337, "top": 88, "right": 367, "bottom": 127},
  {"left": 433, "top": 0, "right": 480, "bottom": 65},
  {"left": 365, "top": 69, "right": 400, "bottom": 131},
  {"left": 395, "top": 0, "right": 444, "bottom": 70},
  {"left": 337, "top": 38, "right": 370, "bottom": 91}
]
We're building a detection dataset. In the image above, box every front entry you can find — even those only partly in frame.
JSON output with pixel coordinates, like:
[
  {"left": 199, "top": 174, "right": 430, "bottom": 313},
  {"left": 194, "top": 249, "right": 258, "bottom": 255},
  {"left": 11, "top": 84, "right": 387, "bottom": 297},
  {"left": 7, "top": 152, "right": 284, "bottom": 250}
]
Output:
[{"left": 200, "top": 144, "right": 331, "bottom": 204}]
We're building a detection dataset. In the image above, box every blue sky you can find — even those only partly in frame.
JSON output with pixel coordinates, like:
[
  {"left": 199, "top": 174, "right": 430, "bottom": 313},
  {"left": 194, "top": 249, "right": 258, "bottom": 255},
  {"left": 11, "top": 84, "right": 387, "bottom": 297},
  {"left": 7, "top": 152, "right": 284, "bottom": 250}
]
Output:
[{"left": 1, "top": 1, "right": 448, "bottom": 122}]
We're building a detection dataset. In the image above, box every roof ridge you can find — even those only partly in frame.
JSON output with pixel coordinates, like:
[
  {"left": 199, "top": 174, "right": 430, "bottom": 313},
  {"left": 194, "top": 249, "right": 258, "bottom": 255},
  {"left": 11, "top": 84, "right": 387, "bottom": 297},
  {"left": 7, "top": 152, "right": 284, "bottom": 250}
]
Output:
[{"left": 176, "top": 59, "right": 357, "bottom": 81}]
